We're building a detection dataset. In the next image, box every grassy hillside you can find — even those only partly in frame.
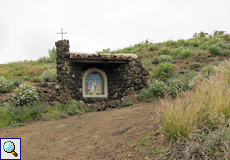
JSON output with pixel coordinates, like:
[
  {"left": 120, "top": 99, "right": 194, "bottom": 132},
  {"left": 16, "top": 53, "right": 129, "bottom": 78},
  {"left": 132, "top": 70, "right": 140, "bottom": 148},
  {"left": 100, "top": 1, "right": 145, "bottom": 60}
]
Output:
[{"left": 1, "top": 30, "right": 230, "bottom": 159}]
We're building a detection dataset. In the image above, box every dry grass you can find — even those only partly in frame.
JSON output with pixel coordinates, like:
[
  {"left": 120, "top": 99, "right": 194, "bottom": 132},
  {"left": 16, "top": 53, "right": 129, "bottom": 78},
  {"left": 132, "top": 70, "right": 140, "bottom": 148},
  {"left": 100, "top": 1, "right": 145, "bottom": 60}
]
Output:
[{"left": 160, "top": 60, "right": 230, "bottom": 142}]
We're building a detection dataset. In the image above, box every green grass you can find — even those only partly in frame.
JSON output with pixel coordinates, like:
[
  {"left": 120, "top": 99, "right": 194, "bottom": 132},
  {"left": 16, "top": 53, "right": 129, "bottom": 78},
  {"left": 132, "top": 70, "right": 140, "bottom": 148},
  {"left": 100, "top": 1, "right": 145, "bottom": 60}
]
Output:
[{"left": 0, "top": 100, "right": 94, "bottom": 128}]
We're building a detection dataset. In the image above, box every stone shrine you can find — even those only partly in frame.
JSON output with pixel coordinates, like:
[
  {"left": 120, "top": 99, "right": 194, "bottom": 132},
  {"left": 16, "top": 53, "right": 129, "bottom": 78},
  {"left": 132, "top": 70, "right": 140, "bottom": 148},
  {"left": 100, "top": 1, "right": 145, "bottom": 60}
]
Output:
[{"left": 35, "top": 40, "right": 150, "bottom": 110}]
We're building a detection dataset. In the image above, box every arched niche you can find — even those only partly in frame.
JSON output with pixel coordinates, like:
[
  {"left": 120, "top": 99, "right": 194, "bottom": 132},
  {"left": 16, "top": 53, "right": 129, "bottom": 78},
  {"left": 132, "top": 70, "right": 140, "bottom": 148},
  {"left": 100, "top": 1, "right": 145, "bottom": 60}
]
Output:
[{"left": 82, "top": 68, "right": 108, "bottom": 98}]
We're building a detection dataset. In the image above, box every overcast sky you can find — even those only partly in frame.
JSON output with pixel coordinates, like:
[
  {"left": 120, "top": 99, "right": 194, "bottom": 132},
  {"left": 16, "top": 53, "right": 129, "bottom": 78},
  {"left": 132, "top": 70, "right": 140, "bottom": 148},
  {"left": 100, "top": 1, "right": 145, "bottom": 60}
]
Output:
[{"left": 0, "top": 0, "right": 230, "bottom": 64}]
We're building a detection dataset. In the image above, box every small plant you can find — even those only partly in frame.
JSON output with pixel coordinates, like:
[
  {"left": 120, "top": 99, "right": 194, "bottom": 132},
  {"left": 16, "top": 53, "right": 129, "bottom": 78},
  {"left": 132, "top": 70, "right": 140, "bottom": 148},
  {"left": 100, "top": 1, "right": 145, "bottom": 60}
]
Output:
[
  {"left": 191, "top": 41, "right": 199, "bottom": 47},
  {"left": 148, "top": 81, "right": 166, "bottom": 98},
  {"left": 12, "top": 79, "right": 24, "bottom": 87},
  {"left": 152, "top": 55, "right": 171, "bottom": 64},
  {"left": 178, "top": 49, "right": 193, "bottom": 59},
  {"left": 169, "top": 80, "right": 183, "bottom": 96},
  {"left": 201, "top": 66, "right": 216, "bottom": 76},
  {"left": 122, "top": 98, "right": 133, "bottom": 107},
  {"left": 139, "top": 87, "right": 152, "bottom": 102},
  {"left": 40, "top": 68, "right": 57, "bottom": 82},
  {"left": 148, "top": 45, "right": 158, "bottom": 51},
  {"left": 154, "top": 63, "right": 175, "bottom": 80},
  {"left": 160, "top": 47, "right": 171, "bottom": 55},
  {"left": 55, "top": 124, "right": 67, "bottom": 129},
  {"left": 221, "top": 50, "right": 230, "bottom": 56},
  {"left": 12, "top": 84, "right": 39, "bottom": 105},
  {"left": 138, "top": 132, "right": 152, "bottom": 146},
  {"left": 64, "top": 100, "right": 84, "bottom": 115},
  {"left": 48, "top": 47, "right": 57, "bottom": 62},
  {"left": 209, "top": 46, "right": 221, "bottom": 55},
  {"left": 134, "top": 100, "right": 139, "bottom": 104},
  {"left": 141, "top": 60, "right": 153, "bottom": 70},
  {"left": 0, "top": 77, "right": 15, "bottom": 93}
]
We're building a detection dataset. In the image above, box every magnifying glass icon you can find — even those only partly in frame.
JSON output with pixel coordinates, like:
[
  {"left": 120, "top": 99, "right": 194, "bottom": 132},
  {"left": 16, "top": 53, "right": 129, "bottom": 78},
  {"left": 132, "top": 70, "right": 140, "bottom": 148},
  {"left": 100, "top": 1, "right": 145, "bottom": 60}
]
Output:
[{"left": 3, "top": 141, "right": 18, "bottom": 157}]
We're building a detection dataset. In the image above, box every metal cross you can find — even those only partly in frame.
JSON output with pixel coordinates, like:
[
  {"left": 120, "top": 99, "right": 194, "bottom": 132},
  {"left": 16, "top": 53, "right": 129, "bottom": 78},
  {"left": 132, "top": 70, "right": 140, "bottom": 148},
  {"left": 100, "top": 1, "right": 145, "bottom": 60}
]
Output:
[{"left": 57, "top": 28, "right": 67, "bottom": 40}]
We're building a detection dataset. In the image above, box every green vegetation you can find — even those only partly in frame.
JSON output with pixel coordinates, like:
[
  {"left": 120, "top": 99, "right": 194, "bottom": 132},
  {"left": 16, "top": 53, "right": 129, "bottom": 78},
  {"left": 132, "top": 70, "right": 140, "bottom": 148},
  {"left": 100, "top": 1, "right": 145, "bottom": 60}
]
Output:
[
  {"left": 0, "top": 77, "right": 15, "bottom": 93},
  {"left": 0, "top": 100, "right": 93, "bottom": 128},
  {"left": 40, "top": 68, "right": 57, "bottom": 82},
  {"left": 1, "top": 30, "right": 230, "bottom": 159},
  {"left": 12, "top": 84, "right": 39, "bottom": 105}
]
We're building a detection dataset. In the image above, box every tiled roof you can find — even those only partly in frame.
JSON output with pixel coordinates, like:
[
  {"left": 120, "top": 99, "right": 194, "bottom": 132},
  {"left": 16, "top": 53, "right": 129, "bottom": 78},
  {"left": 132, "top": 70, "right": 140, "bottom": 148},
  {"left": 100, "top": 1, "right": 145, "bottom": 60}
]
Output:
[{"left": 69, "top": 52, "right": 138, "bottom": 60}]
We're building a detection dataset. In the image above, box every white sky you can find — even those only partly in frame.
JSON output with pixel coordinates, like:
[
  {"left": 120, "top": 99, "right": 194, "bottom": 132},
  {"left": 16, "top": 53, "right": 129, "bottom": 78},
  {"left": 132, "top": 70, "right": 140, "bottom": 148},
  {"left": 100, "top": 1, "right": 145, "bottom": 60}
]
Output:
[{"left": 0, "top": 0, "right": 230, "bottom": 64}]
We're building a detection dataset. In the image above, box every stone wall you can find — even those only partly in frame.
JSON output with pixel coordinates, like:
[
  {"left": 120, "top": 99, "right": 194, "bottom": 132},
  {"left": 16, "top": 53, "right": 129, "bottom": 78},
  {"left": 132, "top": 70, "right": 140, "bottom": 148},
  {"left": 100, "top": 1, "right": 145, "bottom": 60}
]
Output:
[{"left": 34, "top": 40, "right": 150, "bottom": 111}]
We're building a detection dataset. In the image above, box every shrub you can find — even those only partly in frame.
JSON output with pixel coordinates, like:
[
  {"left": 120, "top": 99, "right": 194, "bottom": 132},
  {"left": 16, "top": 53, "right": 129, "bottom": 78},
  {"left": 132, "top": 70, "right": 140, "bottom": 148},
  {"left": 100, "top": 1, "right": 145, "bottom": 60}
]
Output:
[
  {"left": 152, "top": 55, "right": 172, "bottom": 64},
  {"left": 221, "top": 50, "right": 230, "bottom": 56},
  {"left": 222, "top": 34, "right": 230, "bottom": 41},
  {"left": 170, "top": 48, "right": 183, "bottom": 58},
  {"left": 169, "top": 80, "right": 183, "bottom": 96},
  {"left": 178, "top": 49, "right": 193, "bottom": 59},
  {"left": 191, "top": 41, "right": 199, "bottom": 47},
  {"left": 186, "top": 120, "right": 230, "bottom": 159},
  {"left": 12, "top": 79, "right": 24, "bottom": 87},
  {"left": 12, "top": 84, "right": 39, "bottom": 105},
  {"left": 148, "top": 45, "right": 158, "bottom": 51},
  {"left": 48, "top": 47, "right": 57, "bottom": 62},
  {"left": 148, "top": 81, "right": 166, "bottom": 98},
  {"left": 0, "top": 77, "right": 15, "bottom": 93},
  {"left": 64, "top": 100, "right": 84, "bottom": 115},
  {"left": 209, "top": 46, "right": 221, "bottom": 55},
  {"left": 154, "top": 63, "right": 175, "bottom": 80},
  {"left": 122, "top": 98, "right": 133, "bottom": 107},
  {"left": 160, "top": 48, "right": 171, "bottom": 55},
  {"left": 6, "top": 101, "right": 49, "bottom": 124},
  {"left": 139, "top": 87, "right": 152, "bottom": 102},
  {"left": 141, "top": 60, "right": 153, "bottom": 70},
  {"left": 201, "top": 66, "right": 216, "bottom": 76},
  {"left": 40, "top": 68, "right": 57, "bottom": 82}
]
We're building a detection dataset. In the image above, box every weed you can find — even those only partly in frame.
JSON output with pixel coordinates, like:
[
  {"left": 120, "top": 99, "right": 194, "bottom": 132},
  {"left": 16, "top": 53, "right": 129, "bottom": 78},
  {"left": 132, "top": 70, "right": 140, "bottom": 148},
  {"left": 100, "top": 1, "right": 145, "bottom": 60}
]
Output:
[
  {"left": 139, "top": 132, "right": 152, "bottom": 146},
  {"left": 154, "top": 63, "right": 175, "bottom": 80},
  {"left": 55, "top": 124, "right": 67, "bottom": 129}
]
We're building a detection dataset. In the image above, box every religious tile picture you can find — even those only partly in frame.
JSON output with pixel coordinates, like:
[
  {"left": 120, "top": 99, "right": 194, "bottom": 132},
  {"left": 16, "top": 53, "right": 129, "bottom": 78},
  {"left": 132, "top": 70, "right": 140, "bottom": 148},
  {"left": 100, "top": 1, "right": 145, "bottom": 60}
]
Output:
[{"left": 85, "top": 72, "right": 104, "bottom": 95}]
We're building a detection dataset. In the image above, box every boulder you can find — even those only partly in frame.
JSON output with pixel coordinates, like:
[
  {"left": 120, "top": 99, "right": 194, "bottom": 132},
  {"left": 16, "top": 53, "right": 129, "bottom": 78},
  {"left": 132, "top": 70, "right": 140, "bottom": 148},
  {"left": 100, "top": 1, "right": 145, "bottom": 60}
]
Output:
[{"left": 108, "top": 100, "right": 116, "bottom": 108}]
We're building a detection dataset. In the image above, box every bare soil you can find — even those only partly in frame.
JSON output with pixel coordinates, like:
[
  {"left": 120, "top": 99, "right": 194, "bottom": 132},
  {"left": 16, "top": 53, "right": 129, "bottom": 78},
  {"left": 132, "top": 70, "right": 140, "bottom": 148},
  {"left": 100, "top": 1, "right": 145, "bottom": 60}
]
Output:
[{"left": 0, "top": 101, "right": 173, "bottom": 160}]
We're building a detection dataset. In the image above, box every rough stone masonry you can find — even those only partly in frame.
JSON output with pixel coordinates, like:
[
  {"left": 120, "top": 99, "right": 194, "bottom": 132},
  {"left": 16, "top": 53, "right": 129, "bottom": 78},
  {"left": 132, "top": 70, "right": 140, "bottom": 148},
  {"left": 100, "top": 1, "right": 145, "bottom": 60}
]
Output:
[{"left": 35, "top": 40, "right": 150, "bottom": 111}]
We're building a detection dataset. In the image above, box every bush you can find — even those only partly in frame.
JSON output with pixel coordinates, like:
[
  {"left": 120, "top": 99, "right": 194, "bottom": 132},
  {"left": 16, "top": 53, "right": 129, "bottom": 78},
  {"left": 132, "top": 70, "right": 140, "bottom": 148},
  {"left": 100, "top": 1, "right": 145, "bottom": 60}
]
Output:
[
  {"left": 40, "top": 68, "right": 57, "bottom": 82},
  {"left": 148, "top": 81, "right": 166, "bottom": 98},
  {"left": 148, "top": 45, "right": 158, "bottom": 51},
  {"left": 201, "top": 66, "right": 216, "bottom": 76},
  {"left": 0, "top": 77, "right": 15, "bottom": 93},
  {"left": 160, "top": 48, "right": 171, "bottom": 55},
  {"left": 178, "top": 49, "right": 193, "bottom": 59},
  {"left": 169, "top": 80, "right": 183, "bottom": 96},
  {"left": 209, "top": 46, "right": 221, "bottom": 55},
  {"left": 64, "top": 100, "right": 84, "bottom": 115},
  {"left": 139, "top": 88, "right": 153, "bottom": 102},
  {"left": 122, "top": 98, "right": 133, "bottom": 107},
  {"left": 12, "top": 84, "right": 39, "bottom": 105},
  {"left": 191, "top": 41, "right": 200, "bottom": 47},
  {"left": 6, "top": 101, "right": 49, "bottom": 124},
  {"left": 221, "top": 50, "right": 230, "bottom": 56},
  {"left": 154, "top": 63, "right": 175, "bottom": 80},
  {"left": 12, "top": 79, "right": 24, "bottom": 87},
  {"left": 152, "top": 55, "right": 171, "bottom": 64},
  {"left": 170, "top": 48, "right": 183, "bottom": 58}
]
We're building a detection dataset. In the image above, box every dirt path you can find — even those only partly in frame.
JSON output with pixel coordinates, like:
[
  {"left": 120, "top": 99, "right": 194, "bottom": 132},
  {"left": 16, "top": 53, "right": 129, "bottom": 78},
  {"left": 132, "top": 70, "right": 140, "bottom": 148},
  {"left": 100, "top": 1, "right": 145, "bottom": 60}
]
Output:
[{"left": 0, "top": 101, "right": 170, "bottom": 160}]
